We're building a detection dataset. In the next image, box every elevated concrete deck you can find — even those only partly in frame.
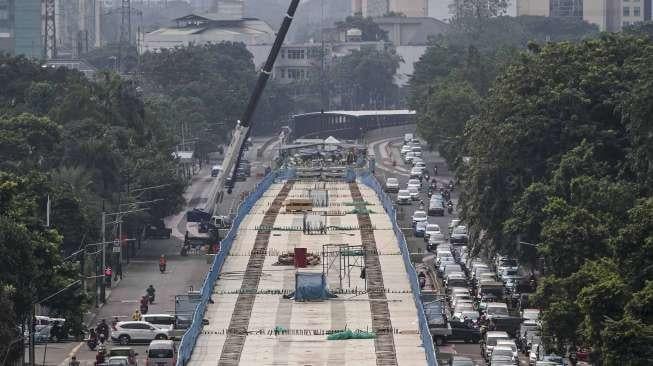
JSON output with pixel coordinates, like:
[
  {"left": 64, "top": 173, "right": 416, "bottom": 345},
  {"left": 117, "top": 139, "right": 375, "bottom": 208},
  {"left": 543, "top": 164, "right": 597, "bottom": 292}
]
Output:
[{"left": 189, "top": 181, "right": 427, "bottom": 365}]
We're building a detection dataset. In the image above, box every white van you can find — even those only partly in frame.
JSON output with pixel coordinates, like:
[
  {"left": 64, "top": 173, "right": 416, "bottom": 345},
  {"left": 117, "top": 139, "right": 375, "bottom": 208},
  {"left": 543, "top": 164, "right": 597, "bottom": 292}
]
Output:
[
  {"left": 146, "top": 339, "right": 177, "bottom": 366},
  {"left": 404, "top": 133, "right": 414, "bottom": 144}
]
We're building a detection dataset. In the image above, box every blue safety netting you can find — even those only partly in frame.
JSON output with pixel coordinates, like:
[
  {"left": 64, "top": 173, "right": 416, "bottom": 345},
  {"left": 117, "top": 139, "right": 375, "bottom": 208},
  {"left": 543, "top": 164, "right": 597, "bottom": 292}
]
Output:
[
  {"left": 359, "top": 171, "right": 439, "bottom": 366},
  {"left": 176, "top": 170, "right": 282, "bottom": 366}
]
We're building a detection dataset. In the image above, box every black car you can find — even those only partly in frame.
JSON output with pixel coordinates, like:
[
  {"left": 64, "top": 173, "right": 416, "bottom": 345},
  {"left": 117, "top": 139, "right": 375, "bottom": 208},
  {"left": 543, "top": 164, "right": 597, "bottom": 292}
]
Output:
[
  {"left": 449, "top": 225, "right": 469, "bottom": 245},
  {"left": 449, "top": 320, "right": 481, "bottom": 343}
]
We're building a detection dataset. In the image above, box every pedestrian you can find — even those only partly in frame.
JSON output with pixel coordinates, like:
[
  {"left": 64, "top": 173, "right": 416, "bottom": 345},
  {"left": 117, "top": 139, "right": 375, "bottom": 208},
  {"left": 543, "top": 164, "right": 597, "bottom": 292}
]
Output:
[
  {"left": 69, "top": 356, "right": 80, "bottom": 366},
  {"left": 104, "top": 266, "right": 112, "bottom": 287}
]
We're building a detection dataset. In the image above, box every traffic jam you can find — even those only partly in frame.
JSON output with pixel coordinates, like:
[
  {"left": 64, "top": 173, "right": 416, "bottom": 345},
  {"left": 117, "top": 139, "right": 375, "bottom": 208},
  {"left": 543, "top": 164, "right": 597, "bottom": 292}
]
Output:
[{"left": 381, "top": 134, "right": 566, "bottom": 366}]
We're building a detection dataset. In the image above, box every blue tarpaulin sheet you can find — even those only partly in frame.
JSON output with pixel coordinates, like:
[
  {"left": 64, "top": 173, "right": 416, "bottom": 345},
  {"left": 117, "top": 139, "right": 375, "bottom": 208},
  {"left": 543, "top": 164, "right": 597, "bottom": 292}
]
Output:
[{"left": 294, "top": 272, "right": 334, "bottom": 301}]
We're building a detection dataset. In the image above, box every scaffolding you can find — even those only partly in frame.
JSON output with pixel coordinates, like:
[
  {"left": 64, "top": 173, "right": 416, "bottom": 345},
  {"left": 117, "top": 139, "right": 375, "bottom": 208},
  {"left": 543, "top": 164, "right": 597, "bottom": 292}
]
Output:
[{"left": 322, "top": 244, "right": 365, "bottom": 289}]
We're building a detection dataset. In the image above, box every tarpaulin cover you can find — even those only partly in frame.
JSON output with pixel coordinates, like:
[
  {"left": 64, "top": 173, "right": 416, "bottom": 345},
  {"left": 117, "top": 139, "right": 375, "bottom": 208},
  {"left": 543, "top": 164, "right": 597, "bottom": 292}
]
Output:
[
  {"left": 294, "top": 272, "right": 335, "bottom": 301},
  {"left": 327, "top": 329, "right": 376, "bottom": 340}
]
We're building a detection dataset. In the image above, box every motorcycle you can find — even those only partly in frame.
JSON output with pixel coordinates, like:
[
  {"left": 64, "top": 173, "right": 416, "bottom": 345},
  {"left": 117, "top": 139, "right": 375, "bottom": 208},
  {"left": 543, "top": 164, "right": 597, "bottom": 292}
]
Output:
[
  {"left": 148, "top": 293, "right": 155, "bottom": 304},
  {"left": 447, "top": 202, "right": 454, "bottom": 214},
  {"left": 140, "top": 302, "right": 149, "bottom": 314},
  {"left": 159, "top": 263, "right": 166, "bottom": 273},
  {"left": 86, "top": 337, "right": 98, "bottom": 351}
]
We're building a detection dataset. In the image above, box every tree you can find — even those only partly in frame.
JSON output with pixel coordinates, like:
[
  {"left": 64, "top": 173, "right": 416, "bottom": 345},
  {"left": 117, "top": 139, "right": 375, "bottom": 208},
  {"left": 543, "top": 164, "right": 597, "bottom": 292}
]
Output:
[{"left": 330, "top": 46, "right": 402, "bottom": 109}]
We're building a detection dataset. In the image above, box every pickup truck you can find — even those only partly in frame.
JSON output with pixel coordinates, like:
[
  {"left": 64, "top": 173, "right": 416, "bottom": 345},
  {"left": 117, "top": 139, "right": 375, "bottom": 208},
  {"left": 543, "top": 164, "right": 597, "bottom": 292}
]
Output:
[
  {"left": 421, "top": 292, "right": 451, "bottom": 345},
  {"left": 448, "top": 320, "right": 481, "bottom": 343}
]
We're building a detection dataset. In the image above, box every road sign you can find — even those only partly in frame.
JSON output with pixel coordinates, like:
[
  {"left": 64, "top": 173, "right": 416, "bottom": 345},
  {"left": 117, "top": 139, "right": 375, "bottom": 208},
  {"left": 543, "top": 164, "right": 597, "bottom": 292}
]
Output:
[{"left": 112, "top": 246, "right": 121, "bottom": 253}]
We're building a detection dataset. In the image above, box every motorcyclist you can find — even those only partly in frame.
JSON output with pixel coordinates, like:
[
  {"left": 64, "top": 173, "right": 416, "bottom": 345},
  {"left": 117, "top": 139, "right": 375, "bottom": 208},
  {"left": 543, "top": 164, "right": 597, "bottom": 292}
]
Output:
[
  {"left": 131, "top": 309, "right": 142, "bottom": 321},
  {"left": 95, "top": 346, "right": 106, "bottom": 366},
  {"left": 96, "top": 319, "right": 109, "bottom": 340},
  {"left": 158, "top": 255, "right": 166, "bottom": 269},
  {"left": 146, "top": 285, "right": 156, "bottom": 303}
]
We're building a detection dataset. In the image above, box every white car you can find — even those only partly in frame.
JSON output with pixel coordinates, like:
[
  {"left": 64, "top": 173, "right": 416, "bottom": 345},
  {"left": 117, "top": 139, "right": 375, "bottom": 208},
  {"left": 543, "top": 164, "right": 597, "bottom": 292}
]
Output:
[
  {"left": 411, "top": 157, "right": 424, "bottom": 166},
  {"left": 397, "top": 190, "right": 411, "bottom": 205},
  {"left": 492, "top": 345, "right": 518, "bottom": 364},
  {"left": 410, "top": 167, "right": 424, "bottom": 179},
  {"left": 404, "top": 151, "right": 415, "bottom": 163},
  {"left": 408, "top": 186, "right": 420, "bottom": 200},
  {"left": 111, "top": 321, "right": 172, "bottom": 345},
  {"left": 407, "top": 178, "right": 421, "bottom": 190},
  {"left": 400, "top": 145, "right": 412, "bottom": 155},
  {"left": 384, "top": 177, "right": 399, "bottom": 193},
  {"left": 424, "top": 224, "right": 441, "bottom": 239},
  {"left": 413, "top": 161, "right": 427, "bottom": 170},
  {"left": 496, "top": 339, "right": 519, "bottom": 361},
  {"left": 411, "top": 210, "right": 428, "bottom": 226}
]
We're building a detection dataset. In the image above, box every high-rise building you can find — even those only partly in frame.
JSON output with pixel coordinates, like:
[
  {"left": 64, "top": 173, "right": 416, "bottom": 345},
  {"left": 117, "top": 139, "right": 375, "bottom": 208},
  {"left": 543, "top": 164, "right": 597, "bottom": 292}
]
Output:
[
  {"left": 517, "top": 0, "right": 648, "bottom": 31},
  {"left": 56, "top": 0, "right": 102, "bottom": 57},
  {"left": 13, "top": 0, "right": 43, "bottom": 59}
]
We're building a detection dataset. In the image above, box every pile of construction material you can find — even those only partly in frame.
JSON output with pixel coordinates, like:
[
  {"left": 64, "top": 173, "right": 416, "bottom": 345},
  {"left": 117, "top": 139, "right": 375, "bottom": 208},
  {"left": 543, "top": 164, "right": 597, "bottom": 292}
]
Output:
[{"left": 275, "top": 251, "right": 321, "bottom": 266}]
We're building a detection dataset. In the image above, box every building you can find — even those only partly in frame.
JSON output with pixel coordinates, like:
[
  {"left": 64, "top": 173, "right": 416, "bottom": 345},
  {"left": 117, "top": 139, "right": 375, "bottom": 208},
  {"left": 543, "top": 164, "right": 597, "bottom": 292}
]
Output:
[
  {"left": 352, "top": 0, "right": 428, "bottom": 17},
  {"left": 0, "top": 0, "right": 102, "bottom": 59},
  {"left": 517, "top": 0, "right": 651, "bottom": 31},
  {"left": 56, "top": 0, "right": 102, "bottom": 57},
  {"left": 142, "top": 14, "right": 275, "bottom": 57},
  {"left": 373, "top": 16, "right": 448, "bottom": 45},
  {"left": 0, "top": 0, "right": 43, "bottom": 59}
]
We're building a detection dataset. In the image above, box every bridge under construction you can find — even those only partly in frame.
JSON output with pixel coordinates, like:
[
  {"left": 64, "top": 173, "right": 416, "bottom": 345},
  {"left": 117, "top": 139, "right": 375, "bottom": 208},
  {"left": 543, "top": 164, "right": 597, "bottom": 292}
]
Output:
[{"left": 182, "top": 175, "right": 433, "bottom": 365}]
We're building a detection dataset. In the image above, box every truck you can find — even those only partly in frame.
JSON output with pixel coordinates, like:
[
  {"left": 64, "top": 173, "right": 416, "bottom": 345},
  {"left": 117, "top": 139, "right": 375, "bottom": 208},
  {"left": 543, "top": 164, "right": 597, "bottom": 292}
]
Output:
[
  {"left": 144, "top": 219, "right": 172, "bottom": 239},
  {"left": 421, "top": 292, "right": 451, "bottom": 345},
  {"left": 184, "top": 221, "right": 211, "bottom": 248}
]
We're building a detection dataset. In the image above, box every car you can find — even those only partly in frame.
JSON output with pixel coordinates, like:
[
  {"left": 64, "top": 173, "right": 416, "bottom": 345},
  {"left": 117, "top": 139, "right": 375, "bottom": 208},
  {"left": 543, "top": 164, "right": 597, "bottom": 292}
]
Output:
[
  {"left": 522, "top": 309, "right": 541, "bottom": 324},
  {"left": 411, "top": 157, "right": 424, "bottom": 166},
  {"left": 396, "top": 190, "right": 411, "bottom": 205},
  {"left": 404, "top": 151, "right": 416, "bottom": 163},
  {"left": 414, "top": 221, "right": 428, "bottom": 237},
  {"left": 384, "top": 177, "right": 399, "bottom": 193},
  {"left": 407, "top": 178, "right": 421, "bottom": 190},
  {"left": 107, "top": 347, "right": 138, "bottom": 366},
  {"left": 498, "top": 267, "right": 520, "bottom": 280},
  {"left": 408, "top": 186, "right": 420, "bottom": 200},
  {"left": 496, "top": 340, "right": 519, "bottom": 361},
  {"left": 445, "top": 272, "right": 468, "bottom": 288},
  {"left": 492, "top": 345, "right": 518, "bottom": 364},
  {"left": 453, "top": 304, "right": 476, "bottom": 320},
  {"left": 428, "top": 198, "right": 445, "bottom": 216},
  {"left": 146, "top": 339, "right": 177, "bottom": 366},
  {"left": 482, "top": 331, "right": 510, "bottom": 360},
  {"left": 414, "top": 161, "right": 427, "bottom": 170},
  {"left": 428, "top": 231, "right": 446, "bottom": 244},
  {"left": 410, "top": 167, "right": 424, "bottom": 179},
  {"left": 427, "top": 239, "right": 447, "bottom": 252},
  {"left": 448, "top": 320, "right": 481, "bottom": 343},
  {"left": 451, "top": 292, "right": 473, "bottom": 309},
  {"left": 450, "top": 225, "right": 469, "bottom": 245},
  {"left": 400, "top": 145, "right": 412, "bottom": 155},
  {"left": 106, "top": 356, "right": 131, "bottom": 366},
  {"left": 424, "top": 224, "right": 441, "bottom": 240},
  {"left": 453, "top": 310, "right": 479, "bottom": 324},
  {"left": 411, "top": 210, "right": 428, "bottom": 226},
  {"left": 449, "top": 356, "right": 474, "bottom": 366},
  {"left": 496, "top": 257, "right": 519, "bottom": 271},
  {"left": 486, "top": 302, "right": 510, "bottom": 319},
  {"left": 111, "top": 321, "right": 172, "bottom": 345},
  {"left": 490, "top": 353, "right": 516, "bottom": 366}
]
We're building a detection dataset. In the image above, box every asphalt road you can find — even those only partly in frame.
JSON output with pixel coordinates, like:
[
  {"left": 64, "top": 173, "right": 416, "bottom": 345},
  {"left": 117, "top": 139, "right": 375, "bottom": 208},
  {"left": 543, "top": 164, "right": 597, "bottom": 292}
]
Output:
[
  {"left": 368, "top": 134, "right": 487, "bottom": 366},
  {"left": 30, "top": 138, "right": 277, "bottom": 366}
]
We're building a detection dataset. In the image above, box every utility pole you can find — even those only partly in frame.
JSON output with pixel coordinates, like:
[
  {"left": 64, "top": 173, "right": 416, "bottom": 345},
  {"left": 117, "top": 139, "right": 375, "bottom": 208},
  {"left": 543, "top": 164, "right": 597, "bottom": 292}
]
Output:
[{"left": 100, "top": 212, "right": 106, "bottom": 303}]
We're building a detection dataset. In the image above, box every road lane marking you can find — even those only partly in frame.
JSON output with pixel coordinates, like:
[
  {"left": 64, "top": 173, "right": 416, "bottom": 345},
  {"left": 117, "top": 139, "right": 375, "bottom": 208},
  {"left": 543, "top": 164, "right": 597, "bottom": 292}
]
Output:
[{"left": 58, "top": 341, "right": 83, "bottom": 366}]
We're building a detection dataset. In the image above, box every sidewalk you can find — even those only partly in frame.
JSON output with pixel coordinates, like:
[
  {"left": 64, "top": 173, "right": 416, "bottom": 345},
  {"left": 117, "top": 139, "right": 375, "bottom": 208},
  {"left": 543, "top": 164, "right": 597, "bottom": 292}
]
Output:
[{"left": 33, "top": 141, "right": 269, "bottom": 366}]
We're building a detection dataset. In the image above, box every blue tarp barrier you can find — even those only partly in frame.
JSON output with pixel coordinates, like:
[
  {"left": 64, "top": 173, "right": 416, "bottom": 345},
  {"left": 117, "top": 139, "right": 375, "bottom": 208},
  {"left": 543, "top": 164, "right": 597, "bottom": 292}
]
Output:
[{"left": 293, "top": 272, "right": 335, "bottom": 301}]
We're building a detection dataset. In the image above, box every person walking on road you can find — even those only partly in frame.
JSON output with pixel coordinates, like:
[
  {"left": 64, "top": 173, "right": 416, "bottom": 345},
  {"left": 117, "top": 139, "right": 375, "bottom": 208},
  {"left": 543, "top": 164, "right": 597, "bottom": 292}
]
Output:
[
  {"left": 69, "top": 356, "right": 80, "bottom": 366},
  {"left": 131, "top": 309, "right": 142, "bottom": 321}
]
